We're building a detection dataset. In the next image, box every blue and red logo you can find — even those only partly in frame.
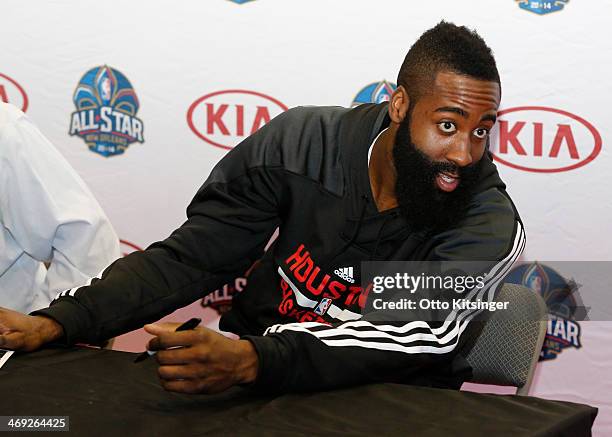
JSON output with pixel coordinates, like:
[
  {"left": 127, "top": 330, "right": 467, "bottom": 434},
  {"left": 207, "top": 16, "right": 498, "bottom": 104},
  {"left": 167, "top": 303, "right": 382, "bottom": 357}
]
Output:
[
  {"left": 69, "top": 66, "right": 144, "bottom": 157},
  {"left": 314, "top": 298, "right": 333, "bottom": 316},
  {"left": 352, "top": 80, "right": 397, "bottom": 107},
  {"left": 505, "top": 262, "right": 583, "bottom": 361},
  {"left": 516, "top": 0, "right": 569, "bottom": 15}
]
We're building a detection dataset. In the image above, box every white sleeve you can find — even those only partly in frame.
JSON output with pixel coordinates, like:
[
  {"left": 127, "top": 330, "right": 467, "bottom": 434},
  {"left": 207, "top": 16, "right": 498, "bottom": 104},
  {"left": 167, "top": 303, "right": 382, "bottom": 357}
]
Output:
[{"left": 0, "top": 105, "right": 120, "bottom": 308}]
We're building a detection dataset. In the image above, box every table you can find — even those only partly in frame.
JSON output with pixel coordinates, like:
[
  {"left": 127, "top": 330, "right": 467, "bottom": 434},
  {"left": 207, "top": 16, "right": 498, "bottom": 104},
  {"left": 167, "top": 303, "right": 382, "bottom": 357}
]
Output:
[{"left": 0, "top": 346, "right": 597, "bottom": 436}]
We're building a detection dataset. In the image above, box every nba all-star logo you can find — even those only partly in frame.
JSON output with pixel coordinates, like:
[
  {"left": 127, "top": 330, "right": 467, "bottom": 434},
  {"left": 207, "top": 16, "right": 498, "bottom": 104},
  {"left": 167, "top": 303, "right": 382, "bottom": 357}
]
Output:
[
  {"left": 516, "top": 0, "right": 569, "bottom": 15},
  {"left": 352, "top": 80, "right": 397, "bottom": 107},
  {"left": 504, "top": 262, "right": 584, "bottom": 361},
  {"left": 69, "top": 65, "right": 144, "bottom": 157},
  {"left": 201, "top": 277, "right": 247, "bottom": 315}
]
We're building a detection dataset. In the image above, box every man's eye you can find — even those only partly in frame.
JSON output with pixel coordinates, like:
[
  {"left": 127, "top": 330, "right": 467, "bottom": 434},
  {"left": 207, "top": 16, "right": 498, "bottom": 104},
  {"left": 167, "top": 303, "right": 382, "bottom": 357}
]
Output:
[
  {"left": 438, "top": 121, "right": 456, "bottom": 133},
  {"left": 473, "top": 128, "right": 489, "bottom": 139}
]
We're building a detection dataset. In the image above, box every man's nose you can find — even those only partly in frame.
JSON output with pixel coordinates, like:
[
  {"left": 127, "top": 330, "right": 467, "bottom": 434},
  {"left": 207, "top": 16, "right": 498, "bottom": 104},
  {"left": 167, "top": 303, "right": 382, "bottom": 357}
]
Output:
[{"left": 446, "top": 136, "right": 473, "bottom": 168}]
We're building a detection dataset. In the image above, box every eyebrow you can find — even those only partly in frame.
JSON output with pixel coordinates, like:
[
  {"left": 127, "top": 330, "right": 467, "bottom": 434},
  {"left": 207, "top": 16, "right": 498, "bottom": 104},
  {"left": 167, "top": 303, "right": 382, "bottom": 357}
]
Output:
[
  {"left": 435, "top": 106, "right": 468, "bottom": 117},
  {"left": 481, "top": 113, "right": 497, "bottom": 123},
  {"left": 434, "top": 106, "right": 497, "bottom": 123}
]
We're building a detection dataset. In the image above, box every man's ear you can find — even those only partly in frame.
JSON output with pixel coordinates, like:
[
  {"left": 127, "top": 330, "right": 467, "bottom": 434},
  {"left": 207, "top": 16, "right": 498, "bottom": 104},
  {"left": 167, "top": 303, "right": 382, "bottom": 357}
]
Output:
[{"left": 388, "top": 85, "right": 410, "bottom": 124}]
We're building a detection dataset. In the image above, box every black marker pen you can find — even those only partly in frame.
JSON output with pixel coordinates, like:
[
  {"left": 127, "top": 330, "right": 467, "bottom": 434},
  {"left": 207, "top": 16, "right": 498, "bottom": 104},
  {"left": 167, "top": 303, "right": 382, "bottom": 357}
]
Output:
[{"left": 133, "top": 317, "right": 201, "bottom": 363}]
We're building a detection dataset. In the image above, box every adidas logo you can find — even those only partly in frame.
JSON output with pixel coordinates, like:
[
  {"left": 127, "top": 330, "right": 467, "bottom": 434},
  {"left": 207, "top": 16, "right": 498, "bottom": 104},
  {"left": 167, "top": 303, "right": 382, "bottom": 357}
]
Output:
[{"left": 334, "top": 267, "right": 355, "bottom": 283}]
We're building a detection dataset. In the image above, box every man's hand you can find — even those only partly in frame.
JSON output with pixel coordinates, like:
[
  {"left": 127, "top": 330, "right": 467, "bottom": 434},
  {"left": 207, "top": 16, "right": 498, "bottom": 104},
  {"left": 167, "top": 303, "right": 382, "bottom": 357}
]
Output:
[
  {"left": 144, "top": 323, "right": 259, "bottom": 394},
  {"left": 0, "top": 307, "right": 64, "bottom": 351}
]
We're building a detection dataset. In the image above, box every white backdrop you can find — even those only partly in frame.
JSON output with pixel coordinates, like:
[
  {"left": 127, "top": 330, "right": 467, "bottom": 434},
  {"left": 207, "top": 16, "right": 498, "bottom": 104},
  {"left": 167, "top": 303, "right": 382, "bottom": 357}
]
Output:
[{"left": 2, "top": 0, "right": 610, "bottom": 434}]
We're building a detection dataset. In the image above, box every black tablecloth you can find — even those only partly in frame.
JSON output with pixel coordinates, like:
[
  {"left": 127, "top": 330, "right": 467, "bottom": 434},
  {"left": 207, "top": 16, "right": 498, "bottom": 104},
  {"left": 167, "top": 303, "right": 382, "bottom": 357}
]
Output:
[{"left": 0, "top": 347, "right": 597, "bottom": 436}]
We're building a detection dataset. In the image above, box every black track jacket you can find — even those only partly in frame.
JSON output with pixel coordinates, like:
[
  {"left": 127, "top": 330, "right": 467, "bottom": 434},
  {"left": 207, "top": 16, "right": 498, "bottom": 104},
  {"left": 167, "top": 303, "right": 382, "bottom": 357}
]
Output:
[{"left": 34, "top": 103, "right": 525, "bottom": 393}]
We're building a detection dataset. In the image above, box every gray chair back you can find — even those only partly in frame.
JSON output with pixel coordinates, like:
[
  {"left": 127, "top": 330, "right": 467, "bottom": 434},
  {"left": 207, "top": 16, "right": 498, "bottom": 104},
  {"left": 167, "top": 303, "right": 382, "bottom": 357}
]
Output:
[{"left": 462, "top": 283, "right": 547, "bottom": 395}]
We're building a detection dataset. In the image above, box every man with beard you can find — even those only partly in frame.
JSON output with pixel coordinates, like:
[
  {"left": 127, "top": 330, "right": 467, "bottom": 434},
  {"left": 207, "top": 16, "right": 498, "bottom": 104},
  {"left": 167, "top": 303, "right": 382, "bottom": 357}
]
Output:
[{"left": 0, "top": 22, "right": 524, "bottom": 395}]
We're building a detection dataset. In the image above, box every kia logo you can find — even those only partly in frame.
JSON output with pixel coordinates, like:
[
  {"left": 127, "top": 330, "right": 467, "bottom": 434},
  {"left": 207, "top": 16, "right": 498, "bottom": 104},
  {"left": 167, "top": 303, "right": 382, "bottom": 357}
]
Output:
[
  {"left": 490, "top": 106, "right": 602, "bottom": 173},
  {"left": 187, "top": 89, "right": 288, "bottom": 150},
  {"left": 120, "top": 239, "right": 143, "bottom": 257},
  {"left": 0, "top": 73, "right": 29, "bottom": 112}
]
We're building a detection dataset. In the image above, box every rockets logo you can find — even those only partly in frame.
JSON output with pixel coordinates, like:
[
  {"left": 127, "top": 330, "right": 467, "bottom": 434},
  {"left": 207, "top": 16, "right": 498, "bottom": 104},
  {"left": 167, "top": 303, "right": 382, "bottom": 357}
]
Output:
[
  {"left": 69, "top": 65, "right": 144, "bottom": 157},
  {"left": 277, "top": 244, "right": 364, "bottom": 324},
  {"left": 505, "top": 262, "right": 584, "bottom": 361},
  {"left": 352, "top": 80, "right": 397, "bottom": 107}
]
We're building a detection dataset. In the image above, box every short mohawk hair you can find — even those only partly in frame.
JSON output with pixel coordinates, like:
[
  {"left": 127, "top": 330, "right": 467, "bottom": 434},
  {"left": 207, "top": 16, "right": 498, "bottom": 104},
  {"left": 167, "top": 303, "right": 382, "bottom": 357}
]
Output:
[{"left": 397, "top": 21, "right": 500, "bottom": 102}]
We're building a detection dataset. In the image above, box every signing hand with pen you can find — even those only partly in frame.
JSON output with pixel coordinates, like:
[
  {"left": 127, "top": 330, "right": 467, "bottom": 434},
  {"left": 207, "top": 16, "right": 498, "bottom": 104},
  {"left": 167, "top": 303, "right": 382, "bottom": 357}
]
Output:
[{"left": 143, "top": 323, "right": 259, "bottom": 394}]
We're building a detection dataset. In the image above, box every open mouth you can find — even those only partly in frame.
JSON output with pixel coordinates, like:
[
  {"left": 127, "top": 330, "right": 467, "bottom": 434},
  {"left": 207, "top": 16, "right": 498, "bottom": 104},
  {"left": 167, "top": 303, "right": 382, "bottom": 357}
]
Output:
[{"left": 435, "top": 172, "right": 460, "bottom": 192}]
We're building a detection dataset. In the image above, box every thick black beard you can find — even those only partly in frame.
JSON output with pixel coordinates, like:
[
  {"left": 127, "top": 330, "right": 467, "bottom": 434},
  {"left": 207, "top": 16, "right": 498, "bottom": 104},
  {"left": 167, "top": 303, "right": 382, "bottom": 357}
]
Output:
[{"left": 392, "top": 117, "right": 483, "bottom": 233}]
